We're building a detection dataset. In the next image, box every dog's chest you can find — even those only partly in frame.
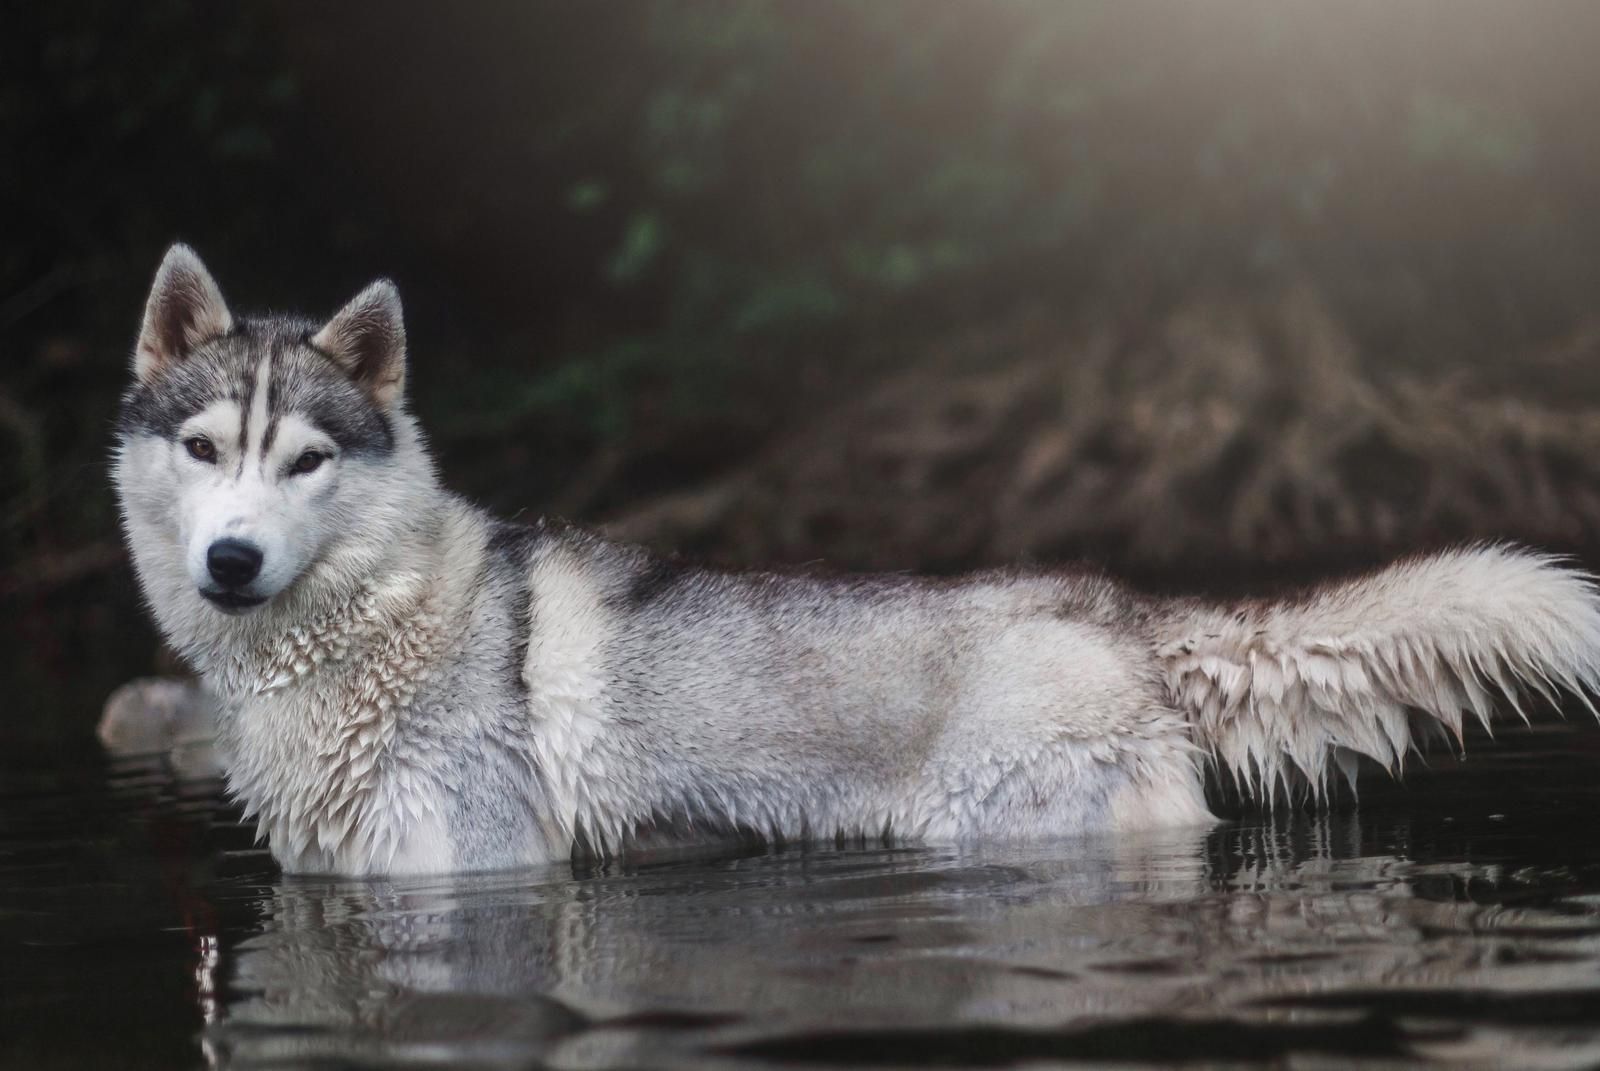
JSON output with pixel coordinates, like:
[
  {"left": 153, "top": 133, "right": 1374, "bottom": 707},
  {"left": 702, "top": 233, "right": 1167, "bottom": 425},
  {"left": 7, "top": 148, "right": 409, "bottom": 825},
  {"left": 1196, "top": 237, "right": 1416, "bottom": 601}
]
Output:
[{"left": 214, "top": 599, "right": 459, "bottom": 873}]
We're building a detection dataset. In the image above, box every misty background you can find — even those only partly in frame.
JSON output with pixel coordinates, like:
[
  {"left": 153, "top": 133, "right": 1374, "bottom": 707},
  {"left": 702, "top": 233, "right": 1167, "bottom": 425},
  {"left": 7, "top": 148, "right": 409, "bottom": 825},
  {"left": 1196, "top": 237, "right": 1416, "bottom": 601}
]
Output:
[{"left": 8, "top": 0, "right": 1600, "bottom": 741}]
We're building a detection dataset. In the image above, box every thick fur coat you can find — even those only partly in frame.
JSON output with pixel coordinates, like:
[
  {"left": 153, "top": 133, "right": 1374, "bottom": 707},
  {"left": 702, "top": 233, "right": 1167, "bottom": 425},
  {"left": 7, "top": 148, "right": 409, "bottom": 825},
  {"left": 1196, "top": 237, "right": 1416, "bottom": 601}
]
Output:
[{"left": 113, "top": 246, "right": 1600, "bottom": 876}]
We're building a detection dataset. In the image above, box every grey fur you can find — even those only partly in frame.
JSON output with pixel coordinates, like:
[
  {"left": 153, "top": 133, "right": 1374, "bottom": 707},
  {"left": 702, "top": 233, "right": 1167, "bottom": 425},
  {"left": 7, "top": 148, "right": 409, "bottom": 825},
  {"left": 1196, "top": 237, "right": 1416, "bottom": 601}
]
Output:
[
  {"left": 113, "top": 245, "right": 1600, "bottom": 876},
  {"left": 119, "top": 315, "right": 393, "bottom": 458}
]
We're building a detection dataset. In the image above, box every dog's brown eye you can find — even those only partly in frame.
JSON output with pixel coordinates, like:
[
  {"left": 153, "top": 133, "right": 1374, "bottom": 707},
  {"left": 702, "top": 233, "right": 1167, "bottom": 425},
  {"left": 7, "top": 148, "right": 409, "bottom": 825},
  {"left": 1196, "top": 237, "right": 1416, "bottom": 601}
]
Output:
[
  {"left": 184, "top": 437, "right": 216, "bottom": 463},
  {"left": 291, "top": 450, "right": 326, "bottom": 475}
]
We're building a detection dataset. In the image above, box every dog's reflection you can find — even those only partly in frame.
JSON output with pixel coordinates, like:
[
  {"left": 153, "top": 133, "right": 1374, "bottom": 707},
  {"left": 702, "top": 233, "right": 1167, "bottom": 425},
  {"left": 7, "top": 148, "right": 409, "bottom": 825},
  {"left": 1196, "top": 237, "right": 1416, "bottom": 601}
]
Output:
[{"left": 205, "top": 817, "right": 1600, "bottom": 1069}]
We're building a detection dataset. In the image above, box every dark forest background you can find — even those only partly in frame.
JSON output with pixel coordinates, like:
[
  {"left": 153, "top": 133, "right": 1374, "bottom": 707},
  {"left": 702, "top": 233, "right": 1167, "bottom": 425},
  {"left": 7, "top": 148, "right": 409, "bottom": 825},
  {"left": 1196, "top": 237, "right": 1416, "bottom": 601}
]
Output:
[{"left": 9, "top": 0, "right": 1600, "bottom": 741}]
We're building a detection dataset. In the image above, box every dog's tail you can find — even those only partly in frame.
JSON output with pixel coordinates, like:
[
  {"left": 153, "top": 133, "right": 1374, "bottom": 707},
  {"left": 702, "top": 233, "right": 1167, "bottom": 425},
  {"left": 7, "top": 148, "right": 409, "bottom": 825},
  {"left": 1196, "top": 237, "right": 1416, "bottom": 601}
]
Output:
[{"left": 1157, "top": 545, "right": 1600, "bottom": 800}]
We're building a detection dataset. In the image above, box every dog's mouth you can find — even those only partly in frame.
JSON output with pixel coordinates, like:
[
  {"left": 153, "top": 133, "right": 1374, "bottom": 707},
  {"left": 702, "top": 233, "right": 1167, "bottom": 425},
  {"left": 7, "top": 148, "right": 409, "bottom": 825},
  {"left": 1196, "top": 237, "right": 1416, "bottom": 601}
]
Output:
[{"left": 200, "top": 589, "right": 269, "bottom": 614}]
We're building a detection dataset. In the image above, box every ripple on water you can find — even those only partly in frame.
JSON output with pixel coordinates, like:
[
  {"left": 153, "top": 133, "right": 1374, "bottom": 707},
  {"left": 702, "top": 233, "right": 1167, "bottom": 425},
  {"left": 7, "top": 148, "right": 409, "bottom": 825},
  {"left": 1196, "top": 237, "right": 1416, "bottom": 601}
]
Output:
[{"left": 7, "top": 724, "right": 1600, "bottom": 1068}]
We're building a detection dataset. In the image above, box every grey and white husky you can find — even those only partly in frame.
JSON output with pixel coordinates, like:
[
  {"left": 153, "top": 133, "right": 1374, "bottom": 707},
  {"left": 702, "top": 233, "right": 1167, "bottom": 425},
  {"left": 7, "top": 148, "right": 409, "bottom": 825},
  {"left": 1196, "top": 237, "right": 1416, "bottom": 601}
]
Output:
[{"left": 113, "top": 244, "right": 1600, "bottom": 876}]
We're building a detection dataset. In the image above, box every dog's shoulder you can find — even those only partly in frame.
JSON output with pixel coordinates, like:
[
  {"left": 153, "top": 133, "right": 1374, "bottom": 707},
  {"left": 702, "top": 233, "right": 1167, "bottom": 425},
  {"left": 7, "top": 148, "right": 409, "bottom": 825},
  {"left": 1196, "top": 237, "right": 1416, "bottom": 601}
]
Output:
[{"left": 481, "top": 514, "right": 641, "bottom": 572}]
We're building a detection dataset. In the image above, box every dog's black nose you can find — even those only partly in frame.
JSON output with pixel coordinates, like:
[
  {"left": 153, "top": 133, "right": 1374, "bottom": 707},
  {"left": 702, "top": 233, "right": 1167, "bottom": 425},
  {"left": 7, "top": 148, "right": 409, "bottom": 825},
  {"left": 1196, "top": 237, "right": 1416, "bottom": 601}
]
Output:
[{"left": 207, "top": 539, "right": 263, "bottom": 589}]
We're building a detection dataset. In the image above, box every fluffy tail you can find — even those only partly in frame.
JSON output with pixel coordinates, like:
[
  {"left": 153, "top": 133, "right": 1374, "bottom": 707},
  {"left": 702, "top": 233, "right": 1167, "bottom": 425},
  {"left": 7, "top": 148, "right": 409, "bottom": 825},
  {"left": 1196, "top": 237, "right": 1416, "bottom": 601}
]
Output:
[{"left": 1157, "top": 545, "right": 1600, "bottom": 800}]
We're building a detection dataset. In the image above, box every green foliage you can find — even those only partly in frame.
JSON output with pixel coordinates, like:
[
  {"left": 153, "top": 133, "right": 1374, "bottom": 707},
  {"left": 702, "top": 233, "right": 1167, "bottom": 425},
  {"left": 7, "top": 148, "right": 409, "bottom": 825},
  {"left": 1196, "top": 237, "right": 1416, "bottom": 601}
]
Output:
[
  {"left": 545, "top": 0, "right": 1584, "bottom": 430},
  {"left": 9, "top": 0, "right": 1595, "bottom": 457},
  {"left": 1408, "top": 91, "right": 1536, "bottom": 173},
  {"left": 607, "top": 211, "right": 667, "bottom": 284}
]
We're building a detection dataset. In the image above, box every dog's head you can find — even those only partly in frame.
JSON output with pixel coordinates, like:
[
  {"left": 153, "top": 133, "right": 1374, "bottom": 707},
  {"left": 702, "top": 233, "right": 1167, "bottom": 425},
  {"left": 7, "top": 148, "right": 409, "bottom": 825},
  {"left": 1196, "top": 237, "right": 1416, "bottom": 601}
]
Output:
[{"left": 114, "top": 244, "right": 423, "bottom": 623}]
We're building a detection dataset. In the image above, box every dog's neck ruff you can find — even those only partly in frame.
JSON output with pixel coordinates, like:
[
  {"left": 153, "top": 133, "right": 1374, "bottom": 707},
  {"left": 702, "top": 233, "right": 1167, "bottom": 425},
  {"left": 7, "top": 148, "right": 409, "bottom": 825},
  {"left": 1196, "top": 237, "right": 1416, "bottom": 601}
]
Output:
[
  {"left": 211, "top": 569, "right": 461, "bottom": 870},
  {"left": 208, "top": 578, "right": 420, "bottom": 698}
]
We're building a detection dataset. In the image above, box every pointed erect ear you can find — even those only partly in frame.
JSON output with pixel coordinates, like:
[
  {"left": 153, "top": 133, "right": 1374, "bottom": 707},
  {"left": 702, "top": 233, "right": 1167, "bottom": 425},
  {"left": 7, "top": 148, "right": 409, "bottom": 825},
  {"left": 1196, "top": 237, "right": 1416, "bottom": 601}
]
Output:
[
  {"left": 135, "top": 244, "right": 233, "bottom": 384},
  {"left": 311, "top": 280, "right": 407, "bottom": 408}
]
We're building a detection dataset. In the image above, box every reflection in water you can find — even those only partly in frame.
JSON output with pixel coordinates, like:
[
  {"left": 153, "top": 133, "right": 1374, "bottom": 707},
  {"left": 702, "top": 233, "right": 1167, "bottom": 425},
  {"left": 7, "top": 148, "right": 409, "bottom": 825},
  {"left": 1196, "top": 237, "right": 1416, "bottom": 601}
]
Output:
[
  {"left": 9, "top": 727, "right": 1600, "bottom": 1068},
  {"left": 207, "top": 781, "right": 1600, "bottom": 1069}
]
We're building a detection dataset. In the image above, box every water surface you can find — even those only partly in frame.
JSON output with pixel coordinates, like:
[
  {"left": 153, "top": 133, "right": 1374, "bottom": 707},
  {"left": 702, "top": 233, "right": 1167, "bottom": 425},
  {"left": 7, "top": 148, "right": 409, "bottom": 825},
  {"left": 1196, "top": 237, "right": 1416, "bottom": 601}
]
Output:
[{"left": 7, "top": 723, "right": 1600, "bottom": 1069}]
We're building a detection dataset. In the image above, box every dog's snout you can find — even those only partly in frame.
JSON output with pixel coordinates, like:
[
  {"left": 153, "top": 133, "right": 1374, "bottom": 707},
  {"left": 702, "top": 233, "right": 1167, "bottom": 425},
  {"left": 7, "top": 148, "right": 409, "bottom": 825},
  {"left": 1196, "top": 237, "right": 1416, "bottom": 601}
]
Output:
[{"left": 207, "top": 539, "right": 263, "bottom": 589}]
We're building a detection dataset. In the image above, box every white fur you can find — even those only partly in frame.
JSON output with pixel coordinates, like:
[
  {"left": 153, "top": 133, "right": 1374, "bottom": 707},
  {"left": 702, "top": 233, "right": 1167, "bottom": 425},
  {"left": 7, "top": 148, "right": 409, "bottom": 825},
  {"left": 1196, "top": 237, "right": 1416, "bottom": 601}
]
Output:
[
  {"left": 128, "top": 401, "right": 349, "bottom": 612},
  {"left": 522, "top": 546, "right": 618, "bottom": 848},
  {"left": 1159, "top": 545, "right": 1600, "bottom": 798},
  {"left": 114, "top": 250, "right": 1600, "bottom": 877}
]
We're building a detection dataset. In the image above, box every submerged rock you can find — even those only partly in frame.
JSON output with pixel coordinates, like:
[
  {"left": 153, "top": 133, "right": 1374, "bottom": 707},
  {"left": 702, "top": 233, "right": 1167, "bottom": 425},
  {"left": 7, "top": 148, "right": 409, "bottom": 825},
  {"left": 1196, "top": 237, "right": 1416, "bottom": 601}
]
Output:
[{"left": 98, "top": 676, "right": 220, "bottom": 779}]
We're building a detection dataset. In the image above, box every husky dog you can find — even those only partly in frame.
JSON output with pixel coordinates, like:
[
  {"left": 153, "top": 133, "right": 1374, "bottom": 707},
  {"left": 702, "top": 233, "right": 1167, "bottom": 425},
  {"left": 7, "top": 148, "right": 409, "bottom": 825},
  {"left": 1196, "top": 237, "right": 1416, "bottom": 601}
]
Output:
[{"left": 113, "top": 245, "right": 1600, "bottom": 876}]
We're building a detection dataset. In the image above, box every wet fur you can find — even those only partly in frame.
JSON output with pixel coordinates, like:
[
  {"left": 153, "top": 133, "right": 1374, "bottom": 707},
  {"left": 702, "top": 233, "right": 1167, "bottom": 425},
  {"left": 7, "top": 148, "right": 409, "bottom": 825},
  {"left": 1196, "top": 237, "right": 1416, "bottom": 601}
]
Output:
[{"left": 114, "top": 247, "right": 1600, "bottom": 876}]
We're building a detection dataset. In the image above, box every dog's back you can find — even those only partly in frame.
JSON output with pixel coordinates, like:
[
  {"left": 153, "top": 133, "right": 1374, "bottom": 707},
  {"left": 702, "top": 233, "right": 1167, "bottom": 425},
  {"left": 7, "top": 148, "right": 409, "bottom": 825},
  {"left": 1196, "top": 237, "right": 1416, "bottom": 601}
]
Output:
[
  {"left": 513, "top": 532, "right": 1600, "bottom": 858},
  {"left": 514, "top": 528, "right": 1209, "bottom": 853}
]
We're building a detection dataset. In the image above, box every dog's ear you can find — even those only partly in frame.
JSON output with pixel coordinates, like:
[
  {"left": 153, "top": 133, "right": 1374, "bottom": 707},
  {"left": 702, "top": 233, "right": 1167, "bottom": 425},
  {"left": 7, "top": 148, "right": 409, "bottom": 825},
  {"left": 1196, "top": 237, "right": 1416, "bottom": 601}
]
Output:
[
  {"left": 312, "top": 280, "right": 406, "bottom": 409},
  {"left": 135, "top": 244, "right": 233, "bottom": 384}
]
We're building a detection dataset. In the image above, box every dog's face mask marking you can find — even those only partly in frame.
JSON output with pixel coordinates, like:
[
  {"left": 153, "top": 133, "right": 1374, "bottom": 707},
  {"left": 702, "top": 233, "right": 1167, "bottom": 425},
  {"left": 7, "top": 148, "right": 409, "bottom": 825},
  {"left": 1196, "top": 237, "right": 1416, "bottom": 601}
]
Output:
[
  {"left": 166, "top": 400, "right": 343, "bottom": 612},
  {"left": 117, "top": 244, "right": 406, "bottom": 616}
]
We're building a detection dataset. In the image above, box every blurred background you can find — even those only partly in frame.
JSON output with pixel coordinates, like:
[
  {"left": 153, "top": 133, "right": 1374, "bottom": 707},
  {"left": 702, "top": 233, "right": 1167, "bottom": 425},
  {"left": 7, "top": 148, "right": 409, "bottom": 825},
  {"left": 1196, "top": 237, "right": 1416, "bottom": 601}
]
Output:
[{"left": 8, "top": 0, "right": 1600, "bottom": 742}]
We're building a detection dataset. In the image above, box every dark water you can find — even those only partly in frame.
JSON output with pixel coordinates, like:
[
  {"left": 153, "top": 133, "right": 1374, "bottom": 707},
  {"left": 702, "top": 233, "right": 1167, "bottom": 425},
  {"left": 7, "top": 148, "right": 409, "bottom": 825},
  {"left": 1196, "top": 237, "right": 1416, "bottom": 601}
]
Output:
[{"left": 7, "top": 725, "right": 1600, "bottom": 1070}]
